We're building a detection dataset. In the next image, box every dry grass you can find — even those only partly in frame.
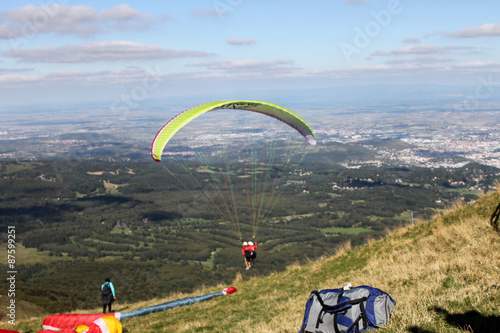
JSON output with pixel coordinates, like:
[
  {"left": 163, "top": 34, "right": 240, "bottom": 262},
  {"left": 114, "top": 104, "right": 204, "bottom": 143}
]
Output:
[
  {"left": 12, "top": 189, "right": 500, "bottom": 332},
  {"left": 366, "top": 215, "right": 500, "bottom": 331}
]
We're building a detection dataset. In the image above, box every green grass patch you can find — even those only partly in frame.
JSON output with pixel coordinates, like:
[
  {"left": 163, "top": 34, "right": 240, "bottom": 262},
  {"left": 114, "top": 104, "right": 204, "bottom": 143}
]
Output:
[{"left": 0, "top": 244, "right": 71, "bottom": 265}]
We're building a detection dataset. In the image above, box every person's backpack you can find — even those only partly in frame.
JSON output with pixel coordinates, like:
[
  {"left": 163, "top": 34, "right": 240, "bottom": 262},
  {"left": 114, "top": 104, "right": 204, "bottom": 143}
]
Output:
[
  {"left": 101, "top": 283, "right": 112, "bottom": 298},
  {"left": 298, "top": 285, "right": 396, "bottom": 333}
]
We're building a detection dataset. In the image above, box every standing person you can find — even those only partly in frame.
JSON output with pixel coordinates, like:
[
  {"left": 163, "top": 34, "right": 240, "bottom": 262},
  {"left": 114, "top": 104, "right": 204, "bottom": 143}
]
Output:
[
  {"left": 101, "top": 277, "right": 116, "bottom": 313},
  {"left": 242, "top": 242, "right": 251, "bottom": 270}
]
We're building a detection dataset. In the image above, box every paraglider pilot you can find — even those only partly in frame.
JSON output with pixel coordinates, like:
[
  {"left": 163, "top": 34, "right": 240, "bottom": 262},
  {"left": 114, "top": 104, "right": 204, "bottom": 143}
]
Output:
[
  {"left": 242, "top": 241, "right": 258, "bottom": 270},
  {"left": 242, "top": 242, "right": 250, "bottom": 270},
  {"left": 101, "top": 277, "right": 116, "bottom": 313}
]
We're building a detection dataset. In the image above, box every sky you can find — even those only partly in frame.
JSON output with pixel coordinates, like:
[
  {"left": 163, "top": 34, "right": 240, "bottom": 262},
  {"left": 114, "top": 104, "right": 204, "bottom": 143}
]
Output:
[{"left": 0, "top": 0, "right": 499, "bottom": 108}]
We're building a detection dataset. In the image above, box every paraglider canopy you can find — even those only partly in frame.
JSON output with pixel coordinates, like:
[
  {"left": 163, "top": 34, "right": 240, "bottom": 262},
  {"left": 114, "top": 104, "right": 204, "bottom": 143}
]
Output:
[{"left": 151, "top": 100, "right": 316, "bottom": 162}]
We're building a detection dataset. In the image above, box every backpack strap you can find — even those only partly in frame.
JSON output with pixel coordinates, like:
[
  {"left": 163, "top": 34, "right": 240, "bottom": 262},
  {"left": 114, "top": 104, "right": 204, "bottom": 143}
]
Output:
[
  {"left": 343, "top": 299, "right": 368, "bottom": 333},
  {"left": 333, "top": 292, "right": 345, "bottom": 333},
  {"left": 312, "top": 291, "right": 369, "bottom": 333},
  {"left": 313, "top": 291, "right": 349, "bottom": 329}
]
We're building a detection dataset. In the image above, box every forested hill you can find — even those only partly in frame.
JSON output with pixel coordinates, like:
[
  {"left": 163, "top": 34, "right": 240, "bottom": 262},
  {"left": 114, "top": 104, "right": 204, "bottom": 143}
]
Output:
[{"left": 9, "top": 187, "right": 500, "bottom": 332}]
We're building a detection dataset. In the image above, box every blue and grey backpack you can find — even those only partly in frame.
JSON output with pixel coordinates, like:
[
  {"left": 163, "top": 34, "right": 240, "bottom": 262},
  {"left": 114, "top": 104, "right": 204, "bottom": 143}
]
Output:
[{"left": 298, "top": 285, "right": 396, "bottom": 333}]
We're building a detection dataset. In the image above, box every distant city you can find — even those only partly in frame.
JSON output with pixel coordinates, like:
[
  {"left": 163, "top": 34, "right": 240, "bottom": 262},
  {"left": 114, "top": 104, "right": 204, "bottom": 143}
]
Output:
[
  {"left": 319, "top": 127, "right": 500, "bottom": 169},
  {"left": 0, "top": 103, "right": 499, "bottom": 172}
]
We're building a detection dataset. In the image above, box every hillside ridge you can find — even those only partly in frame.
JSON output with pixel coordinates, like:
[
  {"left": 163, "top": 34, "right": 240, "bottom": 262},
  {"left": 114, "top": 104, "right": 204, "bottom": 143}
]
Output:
[{"left": 9, "top": 189, "right": 500, "bottom": 332}]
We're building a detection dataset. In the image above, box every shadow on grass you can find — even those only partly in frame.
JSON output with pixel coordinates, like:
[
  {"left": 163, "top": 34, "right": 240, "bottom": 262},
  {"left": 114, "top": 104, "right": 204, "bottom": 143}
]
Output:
[
  {"left": 490, "top": 201, "right": 500, "bottom": 232},
  {"left": 433, "top": 306, "right": 500, "bottom": 333}
]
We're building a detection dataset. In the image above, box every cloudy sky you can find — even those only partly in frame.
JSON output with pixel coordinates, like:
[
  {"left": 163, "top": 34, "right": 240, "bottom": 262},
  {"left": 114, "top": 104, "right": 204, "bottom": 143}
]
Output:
[{"left": 0, "top": 0, "right": 499, "bottom": 107}]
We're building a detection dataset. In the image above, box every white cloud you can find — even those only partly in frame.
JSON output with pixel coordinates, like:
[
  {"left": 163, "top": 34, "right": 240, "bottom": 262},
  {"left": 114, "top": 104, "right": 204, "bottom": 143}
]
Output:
[
  {"left": 44, "top": 67, "right": 160, "bottom": 84},
  {"left": 386, "top": 56, "right": 454, "bottom": 64},
  {"left": 448, "top": 23, "right": 500, "bottom": 38},
  {"left": 402, "top": 37, "right": 421, "bottom": 44},
  {"left": 304, "top": 60, "right": 500, "bottom": 81},
  {"left": 0, "top": 66, "right": 162, "bottom": 86},
  {"left": 454, "top": 61, "right": 500, "bottom": 68},
  {"left": 0, "top": 4, "right": 166, "bottom": 39},
  {"left": 0, "top": 67, "right": 33, "bottom": 73},
  {"left": 444, "top": 45, "right": 476, "bottom": 51},
  {"left": 0, "top": 67, "right": 229, "bottom": 88},
  {"left": 371, "top": 44, "right": 479, "bottom": 59},
  {"left": 99, "top": 4, "right": 148, "bottom": 21},
  {"left": 0, "top": 73, "right": 40, "bottom": 85},
  {"left": 3, "top": 41, "right": 215, "bottom": 63},
  {"left": 190, "top": 58, "right": 299, "bottom": 75},
  {"left": 226, "top": 37, "right": 256, "bottom": 46},
  {"left": 389, "top": 44, "right": 442, "bottom": 55}
]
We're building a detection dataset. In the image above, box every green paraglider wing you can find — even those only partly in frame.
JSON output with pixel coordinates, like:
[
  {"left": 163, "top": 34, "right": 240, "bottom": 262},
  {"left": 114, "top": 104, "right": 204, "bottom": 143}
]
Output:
[{"left": 151, "top": 100, "right": 316, "bottom": 162}]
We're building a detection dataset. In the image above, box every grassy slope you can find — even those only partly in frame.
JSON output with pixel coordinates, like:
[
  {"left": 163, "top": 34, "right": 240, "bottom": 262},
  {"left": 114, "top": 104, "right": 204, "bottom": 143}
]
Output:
[{"left": 10, "top": 189, "right": 500, "bottom": 333}]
